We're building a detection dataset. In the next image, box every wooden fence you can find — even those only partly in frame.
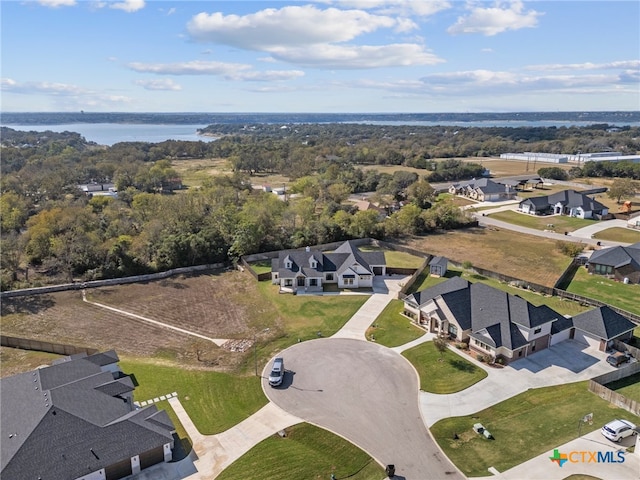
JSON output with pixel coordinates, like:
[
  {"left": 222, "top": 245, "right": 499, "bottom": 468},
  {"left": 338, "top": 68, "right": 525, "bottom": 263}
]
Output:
[
  {"left": 588, "top": 362, "right": 640, "bottom": 417},
  {"left": 1, "top": 335, "right": 97, "bottom": 357}
]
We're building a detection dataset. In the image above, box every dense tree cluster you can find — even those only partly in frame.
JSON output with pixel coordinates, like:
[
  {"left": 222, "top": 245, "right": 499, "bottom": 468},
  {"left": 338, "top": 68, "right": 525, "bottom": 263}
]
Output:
[{"left": 1, "top": 122, "right": 638, "bottom": 290}]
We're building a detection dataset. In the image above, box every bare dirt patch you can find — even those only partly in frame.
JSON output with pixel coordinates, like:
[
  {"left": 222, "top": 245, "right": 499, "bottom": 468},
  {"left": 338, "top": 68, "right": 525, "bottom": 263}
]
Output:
[
  {"left": 1, "top": 270, "right": 272, "bottom": 370},
  {"left": 401, "top": 227, "right": 572, "bottom": 287}
]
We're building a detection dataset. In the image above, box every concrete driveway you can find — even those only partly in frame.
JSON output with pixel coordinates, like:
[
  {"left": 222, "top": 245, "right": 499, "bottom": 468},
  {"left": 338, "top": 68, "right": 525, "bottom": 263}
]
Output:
[{"left": 263, "top": 337, "right": 464, "bottom": 480}]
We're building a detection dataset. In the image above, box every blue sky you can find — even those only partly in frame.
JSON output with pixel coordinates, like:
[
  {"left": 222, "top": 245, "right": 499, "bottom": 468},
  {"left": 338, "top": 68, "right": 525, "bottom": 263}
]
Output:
[{"left": 1, "top": 0, "right": 639, "bottom": 113}]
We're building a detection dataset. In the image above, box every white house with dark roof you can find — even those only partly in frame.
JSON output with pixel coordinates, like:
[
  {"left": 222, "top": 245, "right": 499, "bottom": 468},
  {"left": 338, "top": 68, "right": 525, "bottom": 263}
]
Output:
[
  {"left": 518, "top": 189, "right": 609, "bottom": 219},
  {"left": 1, "top": 350, "right": 175, "bottom": 480},
  {"left": 271, "top": 240, "right": 386, "bottom": 293},
  {"left": 448, "top": 178, "right": 517, "bottom": 202},
  {"left": 587, "top": 242, "right": 640, "bottom": 284},
  {"left": 403, "top": 278, "right": 636, "bottom": 364}
]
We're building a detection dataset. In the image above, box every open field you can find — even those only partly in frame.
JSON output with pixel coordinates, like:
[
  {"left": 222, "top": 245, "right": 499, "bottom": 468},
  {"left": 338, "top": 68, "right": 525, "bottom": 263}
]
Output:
[
  {"left": 217, "top": 423, "right": 384, "bottom": 480},
  {"left": 403, "top": 227, "right": 573, "bottom": 288},
  {"left": 593, "top": 227, "right": 640, "bottom": 243},
  {"left": 171, "top": 158, "right": 232, "bottom": 188},
  {"left": 402, "top": 341, "right": 487, "bottom": 394},
  {"left": 0, "top": 348, "right": 62, "bottom": 378},
  {"left": 489, "top": 210, "right": 596, "bottom": 233},
  {"left": 566, "top": 267, "right": 640, "bottom": 316},
  {"left": 0, "top": 270, "right": 367, "bottom": 373},
  {"left": 430, "top": 381, "right": 640, "bottom": 477}
]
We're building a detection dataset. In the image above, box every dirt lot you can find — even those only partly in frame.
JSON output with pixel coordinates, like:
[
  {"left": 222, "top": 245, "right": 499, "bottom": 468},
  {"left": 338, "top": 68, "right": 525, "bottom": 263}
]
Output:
[
  {"left": 402, "top": 227, "right": 572, "bottom": 288},
  {"left": 0, "top": 270, "right": 270, "bottom": 372}
]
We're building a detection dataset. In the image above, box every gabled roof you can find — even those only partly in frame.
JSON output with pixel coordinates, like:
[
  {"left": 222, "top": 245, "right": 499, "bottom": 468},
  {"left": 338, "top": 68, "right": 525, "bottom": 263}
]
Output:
[
  {"left": 547, "top": 189, "right": 607, "bottom": 211},
  {"left": 589, "top": 244, "right": 640, "bottom": 269},
  {"left": 520, "top": 196, "right": 552, "bottom": 209},
  {"left": 406, "top": 278, "right": 561, "bottom": 351},
  {"left": 1, "top": 352, "right": 174, "bottom": 480},
  {"left": 273, "top": 241, "right": 385, "bottom": 279},
  {"left": 572, "top": 306, "right": 636, "bottom": 340},
  {"left": 429, "top": 256, "right": 448, "bottom": 268}
]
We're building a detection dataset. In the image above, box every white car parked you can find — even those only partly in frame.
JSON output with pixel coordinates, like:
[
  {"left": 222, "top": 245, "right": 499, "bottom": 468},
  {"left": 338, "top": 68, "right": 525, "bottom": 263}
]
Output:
[{"left": 601, "top": 419, "right": 637, "bottom": 442}]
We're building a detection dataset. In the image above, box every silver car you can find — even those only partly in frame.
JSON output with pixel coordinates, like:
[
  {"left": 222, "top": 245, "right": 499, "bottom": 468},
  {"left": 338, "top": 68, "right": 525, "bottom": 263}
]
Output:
[{"left": 268, "top": 357, "right": 285, "bottom": 387}]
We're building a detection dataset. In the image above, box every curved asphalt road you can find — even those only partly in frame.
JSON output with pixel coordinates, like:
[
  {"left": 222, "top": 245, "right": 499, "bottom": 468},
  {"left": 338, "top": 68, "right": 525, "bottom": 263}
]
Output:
[{"left": 263, "top": 337, "right": 463, "bottom": 480}]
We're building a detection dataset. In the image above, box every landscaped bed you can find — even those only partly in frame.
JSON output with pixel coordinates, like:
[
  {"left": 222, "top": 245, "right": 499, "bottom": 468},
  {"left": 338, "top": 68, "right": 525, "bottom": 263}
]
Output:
[
  {"left": 402, "top": 341, "right": 487, "bottom": 394},
  {"left": 366, "top": 299, "right": 426, "bottom": 347},
  {"left": 430, "top": 381, "right": 640, "bottom": 477},
  {"left": 217, "top": 423, "right": 384, "bottom": 480}
]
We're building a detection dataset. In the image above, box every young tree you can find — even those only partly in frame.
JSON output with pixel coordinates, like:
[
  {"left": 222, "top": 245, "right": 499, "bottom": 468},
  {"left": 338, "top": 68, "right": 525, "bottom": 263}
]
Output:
[
  {"left": 607, "top": 178, "right": 638, "bottom": 204},
  {"left": 433, "top": 336, "right": 448, "bottom": 361}
]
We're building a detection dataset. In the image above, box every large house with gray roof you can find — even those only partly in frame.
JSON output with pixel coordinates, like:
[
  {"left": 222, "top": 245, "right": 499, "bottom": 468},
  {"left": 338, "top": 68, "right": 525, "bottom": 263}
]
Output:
[
  {"left": 518, "top": 189, "right": 608, "bottom": 219},
  {"left": 1, "top": 350, "right": 175, "bottom": 480},
  {"left": 271, "top": 240, "right": 386, "bottom": 293},
  {"left": 448, "top": 178, "right": 517, "bottom": 202},
  {"left": 403, "top": 277, "right": 635, "bottom": 363},
  {"left": 587, "top": 242, "right": 640, "bottom": 284}
]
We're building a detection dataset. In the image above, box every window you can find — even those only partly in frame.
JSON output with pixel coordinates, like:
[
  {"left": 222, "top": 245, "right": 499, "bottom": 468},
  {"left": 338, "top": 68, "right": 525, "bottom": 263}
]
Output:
[
  {"left": 326, "top": 273, "right": 334, "bottom": 281},
  {"left": 533, "top": 327, "right": 542, "bottom": 334},
  {"left": 284, "top": 279, "right": 293, "bottom": 287},
  {"left": 286, "top": 261, "right": 292, "bottom": 269},
  {"left": 448, "top": 324, "right": 458, "bottom": 336},
  {"left": 344, "top": 278, "right": 354, "bottom": 286},
  {"left": 310, "top": 279, "right": 317, "bottom": 286}
]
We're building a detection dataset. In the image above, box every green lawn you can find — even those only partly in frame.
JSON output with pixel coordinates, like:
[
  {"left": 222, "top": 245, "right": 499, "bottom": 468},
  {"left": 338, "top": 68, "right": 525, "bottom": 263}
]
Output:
[
  {"left": 489, "top": 210, "right": 596, "bottom": 233},
  {"left": 249, "top": 260, "right": 272, "bottom": 274},
  {"left": 119, "top": 359, "right": 267, "bottom": 435},
  {"left": 359, "top": 246, "right": 426, "bottom": 268},
  {"left": 430, "top": 381, "right": 640, "bottom": 477},
  {"left": 605, "top": 372, "right": 640, "bottom": 402},
  {"left": 217, "top": 423, "right": 384, "bottom": 480},
  {"left": 367, "top": 299, "right": 426, "bottom": 347},
  {"left": 566, "top": 266, "right": 639, "bottom": 316},
  {"left": 402, "top": 341, "right": 487, "bottom": 394},
  {"left": 593, "top": 227, "right": 640, "bottom": 243}
]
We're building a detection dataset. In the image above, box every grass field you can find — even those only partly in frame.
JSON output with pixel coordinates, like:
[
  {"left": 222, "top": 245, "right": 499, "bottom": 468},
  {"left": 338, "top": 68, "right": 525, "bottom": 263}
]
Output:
[
  {"left": 566, "top": 267, "right": 640, "bottom": 316},
  {"left": 119, "top": 358, "right": 267, "bottom": 435},
  {"left": 366, "top": 299, "right": 426, "bottom": 347},
  {"left": 0, "top": 348, "right": 62, "bottom": 378},
  {"left": 217, "top": 423, "right": 384, "bottom": 480},
  {"left": 488, "top": 210, "right": 596, "bottom": 233},
  {"left": 604, "top": 372, "right": 640, "bottom": 402},
  {"left": 593, "top": 227, "right": 640, "bottom": 243},
  {"left": 430, "top": 381, "right": 640, "bottom": 477},
  {"left": 402, "top": 342, "right": 487, "bottom": 394},
  {"left": 404, "top": 227, "right": 573, "bottom": 288}
]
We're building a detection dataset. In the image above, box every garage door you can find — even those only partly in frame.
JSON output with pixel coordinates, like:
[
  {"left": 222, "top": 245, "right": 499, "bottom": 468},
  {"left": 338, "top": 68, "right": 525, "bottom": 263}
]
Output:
[
  {"left": 573, "top": 330, "right": 601, "bottom": 349},
  {"left": 373, "top": 267, "right": 383, "bottom": 275},
  {"left": 550, "top": 328, "right": 571, "bottom": 346}
]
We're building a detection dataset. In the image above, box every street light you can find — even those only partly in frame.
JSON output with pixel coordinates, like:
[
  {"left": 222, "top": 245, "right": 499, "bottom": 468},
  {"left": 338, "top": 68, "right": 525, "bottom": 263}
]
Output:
[{"left": 254, "top": 328, "right": 270, "bottom": 376}]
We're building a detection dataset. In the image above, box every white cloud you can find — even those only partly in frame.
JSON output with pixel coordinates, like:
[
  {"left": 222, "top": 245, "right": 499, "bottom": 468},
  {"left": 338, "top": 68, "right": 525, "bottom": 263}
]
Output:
[
  {"left": 325, "top": 1, "right": 451, "bottom": 17},
  {"left": 448, "top": 1, "right": 541, "bottom": 36},
  {"left": 109, "top": 0, "right": 145, "bottom": 13},
  {"left": 1, "top": 78, "right": 134, "bottom": 108},
  {"left": 187, "top": 5, "right": 401, "bottom": 48},
  {"left": 525, "top": 60, "right": 640, "bottom": 71},
  {"left": 127, "top": 60, "right": 304, "bottom": 81},
  {"left": 38, "top": 0, "right": 76, "bottom": 7},
  {"left": 134, "top": 79, "right": 182, "bottom": 91},
  {"left": 269, "top": 43, "right": 443, "bottom": 69}
]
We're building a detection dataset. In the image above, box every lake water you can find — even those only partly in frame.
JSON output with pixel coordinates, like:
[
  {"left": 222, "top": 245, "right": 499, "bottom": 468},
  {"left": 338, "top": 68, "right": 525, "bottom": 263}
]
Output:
[
  {"left": 1, "top": 123, "right": 215, "bottom": 146},
  {"left": 3, "top": 119, "right": 638, "bottom": 146}
]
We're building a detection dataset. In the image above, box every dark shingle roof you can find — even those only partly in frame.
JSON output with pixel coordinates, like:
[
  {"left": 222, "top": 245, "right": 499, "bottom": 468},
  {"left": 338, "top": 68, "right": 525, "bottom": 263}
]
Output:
[
  {"left": 572, "top": 306, "right": 636, "bottom": 340},
  {"left": 589, "top": 244, "right": 640, "bottom": 269},
  {"left": 1, "top": 353, "right": 174, "bottom": 480},
  {"left": 405, "top": 276, "right": 469, "bottom": 308}
]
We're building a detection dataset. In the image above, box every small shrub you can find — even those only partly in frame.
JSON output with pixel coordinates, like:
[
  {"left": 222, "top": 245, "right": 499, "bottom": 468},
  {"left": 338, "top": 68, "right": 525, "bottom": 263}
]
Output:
[
  {"left": 556, "top": 240, "right": 584, "bottom": 257},
  {"left": 477, "top": 355, "right": 487, "bottom": 363}
]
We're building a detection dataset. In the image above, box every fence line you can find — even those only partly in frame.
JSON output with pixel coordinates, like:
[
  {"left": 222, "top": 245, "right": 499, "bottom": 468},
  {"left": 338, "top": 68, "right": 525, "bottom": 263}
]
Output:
[
  {"left": 1, "top": 335, "right": 97, "bottom": 357},
  {"left": 1, "top": 263, "right": 226, "bottom": 299},
  {"left": 588, "top": 362, "right": 640, "bottom": 417}
]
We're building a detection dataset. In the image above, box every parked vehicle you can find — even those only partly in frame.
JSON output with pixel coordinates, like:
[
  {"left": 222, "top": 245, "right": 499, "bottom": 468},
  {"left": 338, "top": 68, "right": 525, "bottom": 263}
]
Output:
[
  {"left": 606, "top": 351, "right": 631, "bottom": 367},
  {"left": 268, "top": 357, "right": 285, "bottom": 387},
  {"left": 601, "top": 419, "right": 637, "bottom": 442}
]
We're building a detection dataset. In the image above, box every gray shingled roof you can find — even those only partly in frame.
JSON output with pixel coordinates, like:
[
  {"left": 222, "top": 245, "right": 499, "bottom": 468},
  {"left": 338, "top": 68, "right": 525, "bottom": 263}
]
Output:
[
  {"left": 405, "top": 276, "right": 469, "bottom": 308},
  {"left": 273, "top": 241, "right": 385, "bottom": 279},
  {"left": 520, "top": 189, "right": 607, "bottom": 213},
  {"left": 1, "top": 352, "right": 174, "bottom": 480},
  {"left": 429, "top": 256, "right": 448, "bottom": 268},
  {"left": 588, "top": 244, "right": 640, "bottom": 269},
  {"left": 572, "top": 306, "right": 636, "bottom": 340}
]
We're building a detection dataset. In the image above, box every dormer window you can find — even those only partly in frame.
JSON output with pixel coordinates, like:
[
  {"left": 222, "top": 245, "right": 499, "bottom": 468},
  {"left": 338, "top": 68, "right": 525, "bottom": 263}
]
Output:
[{"left": 286, "top": 261, "right": 292, "bottom": 269}]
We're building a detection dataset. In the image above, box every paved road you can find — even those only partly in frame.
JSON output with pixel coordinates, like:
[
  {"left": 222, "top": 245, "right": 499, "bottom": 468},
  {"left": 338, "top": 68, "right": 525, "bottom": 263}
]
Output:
[{"left": 263, "top": 338, "right": 464, "bottom": 480}]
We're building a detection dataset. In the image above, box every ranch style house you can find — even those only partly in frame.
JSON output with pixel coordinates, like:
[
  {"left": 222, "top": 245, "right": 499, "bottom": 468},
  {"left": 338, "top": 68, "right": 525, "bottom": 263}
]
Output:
[{"left": 271, "top": 240, "right": 386, "bottom": 293}]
